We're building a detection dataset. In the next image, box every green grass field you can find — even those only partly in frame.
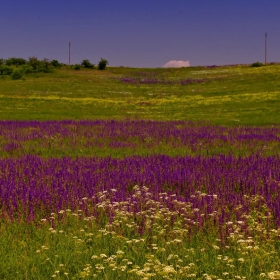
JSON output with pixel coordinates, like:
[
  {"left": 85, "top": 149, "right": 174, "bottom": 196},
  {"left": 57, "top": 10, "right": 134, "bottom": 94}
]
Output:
[{"left": 0, "top": 64, "right": 279, "bottom": 124}]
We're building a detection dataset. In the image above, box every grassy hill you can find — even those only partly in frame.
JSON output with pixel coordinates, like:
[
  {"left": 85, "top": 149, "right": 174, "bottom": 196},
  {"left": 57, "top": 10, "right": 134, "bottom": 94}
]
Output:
[{"left": 0, "top": 64, "right": 279, "bottom": 125}]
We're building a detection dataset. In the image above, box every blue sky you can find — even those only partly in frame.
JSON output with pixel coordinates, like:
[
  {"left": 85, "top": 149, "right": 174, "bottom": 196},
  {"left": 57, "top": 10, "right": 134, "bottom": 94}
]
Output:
[{"left": 1, "top": 1, "right": 280, "bottom": 67}]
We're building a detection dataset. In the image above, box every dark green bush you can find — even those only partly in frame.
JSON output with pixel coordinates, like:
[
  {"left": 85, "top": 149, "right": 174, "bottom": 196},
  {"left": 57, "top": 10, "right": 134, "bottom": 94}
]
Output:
[
  {"left": 74, "top": 64, "right": 81, "bottom": 70},
  {"left": 51, "top": 60, "right": 62, "bottom": 67},
  {"left": 251, "top": 62, "right": 263, "bottom": 67},
  {"left": 5, "top": 57, "right": 26, "bottom": 66},
  {"left": 98, "top": 58, "right": 108, "bottom": 70},
  {"left": 28, "top": 56, "right": 41, "bottom": 69},
  {"left": 21, "top": 65, "right": 33, "bottom": 74},
  {"left": 28, "top": 57, "right": 54, "bottom": 73},
  {"left": 0, "top": 59, "right": 4, "bottom": 65},
  {"left": 0, "top": 66, "right": 13, "bottom": 75},
  {"left": 11, "top": 70, "right": 23, "bottom": 80},
  {"left": 81, "top": 59, "right": 94, "bottom": 69}
]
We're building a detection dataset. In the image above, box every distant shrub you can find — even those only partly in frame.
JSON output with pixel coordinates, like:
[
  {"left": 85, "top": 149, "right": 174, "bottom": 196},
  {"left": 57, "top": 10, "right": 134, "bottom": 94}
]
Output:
[
  {"left": 251, "top": 62, "right": 263, "bottom": 67},
  {"left": 74, "top": 64, "right": 81, "bottom": 70},
  {"left": 50, "top": 59, "right": 62, "bottom": 68},
  {"left": 28, "top": 56, "right": 54, "bottom": 73},
  {"left": 0, "top": 59, "right": 4, "bottom": 65},
  {"left": 0, "top": 66, "right": 13, "bottom": 75},
  {"left": 98, "top": 58, "right": 108, "bottom": 70},
  {"left": 81, "top": 59, "right": 94, "bottom": 69},
  {"left": 21, "top": 65, "right": 33, "bottom": 74},
  {"left": 28, "top": 56, "right": 41, "bottom": 69},
  {"left": 5, "top": 57, "right": 27, "bottom": 66},
  {"left": 41, "top": 58, "right": 54, "bottom": 73},
  {"left": 11, "top": 70, "right": 23, "bottom": 80}
]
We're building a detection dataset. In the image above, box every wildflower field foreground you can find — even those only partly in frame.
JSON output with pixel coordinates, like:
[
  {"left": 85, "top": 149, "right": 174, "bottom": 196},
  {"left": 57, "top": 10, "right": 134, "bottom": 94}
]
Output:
[{"left": 0, "top": 120, "right": 280, "bottom": 279}]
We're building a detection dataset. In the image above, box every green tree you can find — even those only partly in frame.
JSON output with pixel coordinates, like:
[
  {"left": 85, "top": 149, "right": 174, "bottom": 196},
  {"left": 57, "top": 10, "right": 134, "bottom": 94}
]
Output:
[
  {"left": 5, "top": 57, "right": 26, "bottom": 66},
  {"left": 81, "top": 59, "right": 94, "bottom": 69},
  {"left": 50, "top": 60, "right": 62, "bottom": 67},
  {"left": 28, "top": 57, "right": 53, "bottom": 73},
  {"left": 74, "top": 64, "right": 81, "bottom": 70},
  {"left": 0, "top": 66, "right": 13, "bottom": 75},
  {"left": 28, "top": 56, "right": 42, "bottom": 70},
  {"left": 251, "top": 62, "right": 263, "bottom": 67},
  {"left": 98, "top": 58, "right": 108, "bottom": 70}
]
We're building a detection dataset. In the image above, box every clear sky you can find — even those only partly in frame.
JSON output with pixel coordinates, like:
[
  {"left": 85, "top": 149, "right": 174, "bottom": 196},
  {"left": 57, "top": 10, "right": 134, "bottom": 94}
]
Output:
[{"left": 1, "top": 0, "right": 280, "bottom": 67}]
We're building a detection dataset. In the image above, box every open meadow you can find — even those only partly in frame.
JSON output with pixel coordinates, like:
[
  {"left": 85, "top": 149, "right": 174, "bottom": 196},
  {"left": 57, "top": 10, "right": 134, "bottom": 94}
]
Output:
[
  {"left": 0, "top": 64, "right": 280, "bottom": 279},
  {"left": 0, "top": 64, "right": 279, "bottom": 124}
]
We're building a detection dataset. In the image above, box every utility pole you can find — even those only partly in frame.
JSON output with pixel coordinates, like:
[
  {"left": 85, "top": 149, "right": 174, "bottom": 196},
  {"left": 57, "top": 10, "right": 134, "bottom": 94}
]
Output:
[
  {"left": 68, "top": 42, "right": 71, "bottom": 65},
  {"left": 265, "top": 33, "right": 267, "bottom": 65}
]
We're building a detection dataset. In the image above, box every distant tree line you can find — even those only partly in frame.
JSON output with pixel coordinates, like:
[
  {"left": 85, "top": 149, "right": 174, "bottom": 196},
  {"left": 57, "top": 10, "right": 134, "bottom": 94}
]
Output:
[
  {"left": 0, "top": 56, "right": 109, "bottom": 80},
  {"left": 0, "top": 57, "right": 64, "bottom": 79},
  {"left": 74, "top": 58, "right": 108, "bottom": 70}
]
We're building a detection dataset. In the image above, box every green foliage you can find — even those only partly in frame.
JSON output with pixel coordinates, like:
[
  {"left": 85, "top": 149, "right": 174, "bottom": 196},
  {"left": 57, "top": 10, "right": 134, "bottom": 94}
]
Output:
[
  {"left": 11, "top": 70, "right": 24, "bottom": 80},
  {"left": 28, "top": 56, "right": 41, "bottom": 69},
  {"left": 251, "top": 62, "right": 263, "bottom": 67},
  {"left": 81, "top": 59, "right": 94, "bottom": 69},
  {"left": 28, "top": 57, "right": 54, "bottom": 73},
  {"left": 50, "top": 59, "right": 62, "bottom": 68},
  {"left": 0, "top": 66, "right": 13, "bottom": 75},
  {"left": 5, "top": 57, "right": 27, "bottom": 66},
  {"left": 98, "top": 58, "right": 108, "bottom": 70},
  {"left": 0, "top": 58, "right": 4, "bottom": 65},
  {"left": 74, "top": 64, "right": 81, "bottom": 70},
  {"left": 21, "top": 64, "right": 33, "bottom": 74}
]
